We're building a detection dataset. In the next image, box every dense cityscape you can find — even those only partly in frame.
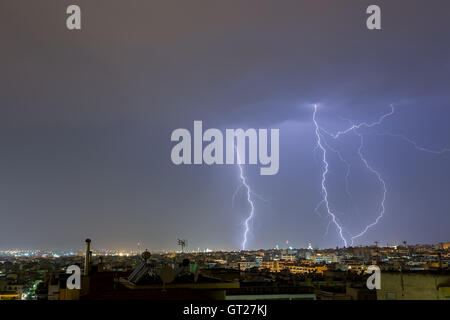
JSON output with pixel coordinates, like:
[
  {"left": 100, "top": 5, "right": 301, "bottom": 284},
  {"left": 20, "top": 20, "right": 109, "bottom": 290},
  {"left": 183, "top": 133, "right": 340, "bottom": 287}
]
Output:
[{"left": 1, "top": 239, "right": 449, "bottom": 300}]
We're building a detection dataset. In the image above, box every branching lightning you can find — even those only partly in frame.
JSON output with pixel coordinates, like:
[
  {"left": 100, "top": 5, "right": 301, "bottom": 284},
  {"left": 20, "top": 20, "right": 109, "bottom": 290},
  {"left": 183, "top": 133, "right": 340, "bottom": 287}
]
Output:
[
  {"left": 329, "top": 105, "right": 395, "bottom": 139},
  {"left": 376, "top": 132, "right": 450, "bottom": 154},
  {"left": 232, "top": 185, "right": 268, "bottom": 209},
  {"left": 313, "top": 105, "right": 348, "bottom": 246},
  {"left": 312, "top": 103, "right": 450, "bottom": 246}
]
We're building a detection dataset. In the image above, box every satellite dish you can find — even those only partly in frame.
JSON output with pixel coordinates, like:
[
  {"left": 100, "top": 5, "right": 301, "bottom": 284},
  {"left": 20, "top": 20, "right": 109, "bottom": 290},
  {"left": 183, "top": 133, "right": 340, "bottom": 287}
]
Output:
[
  {"left": 142, "top": 250, "right": 151, "bottom": 261},
  {"left": 159, "top": 266, "right": 175, "bottom": 285}
]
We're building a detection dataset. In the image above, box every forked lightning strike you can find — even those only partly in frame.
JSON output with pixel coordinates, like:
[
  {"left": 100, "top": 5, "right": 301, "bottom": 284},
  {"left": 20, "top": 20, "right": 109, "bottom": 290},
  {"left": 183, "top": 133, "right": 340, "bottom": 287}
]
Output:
[
  {"left": 313, "top": 105, "right": 348, "bottom": 246},
  {"left": 312, "top": 104, "right": 450, "bottom": 246}
]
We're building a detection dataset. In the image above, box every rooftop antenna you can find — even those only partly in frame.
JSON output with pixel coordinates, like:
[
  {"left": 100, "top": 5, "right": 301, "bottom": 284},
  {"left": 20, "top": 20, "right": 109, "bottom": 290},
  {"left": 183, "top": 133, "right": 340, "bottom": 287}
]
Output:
[{"left": 177, "top": 239, "right": 187, "bottom": 253}]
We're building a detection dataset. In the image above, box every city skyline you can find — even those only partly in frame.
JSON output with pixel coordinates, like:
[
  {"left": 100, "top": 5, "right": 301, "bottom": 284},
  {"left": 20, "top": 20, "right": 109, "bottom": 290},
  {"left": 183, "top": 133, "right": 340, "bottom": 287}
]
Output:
[{"left": 1, "top": 240, "right": 448, "bottom": 254}]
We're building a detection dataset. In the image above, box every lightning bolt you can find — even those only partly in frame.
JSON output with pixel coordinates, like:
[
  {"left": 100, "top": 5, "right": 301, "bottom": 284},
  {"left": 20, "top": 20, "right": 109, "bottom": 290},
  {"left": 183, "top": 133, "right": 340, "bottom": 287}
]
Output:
[
  {"left": 313, "top": 105, "right": 348, "bottom": 246},
  {"left": 350, "top": 130, "right": 387, "bottom": 245},
  {"left": 235, "top": 148, "right": 256, "bottom": 251},
  {"left": 329, "top": 104, "right": 395, "bottom": 139},
  {"left": 321, "top": 138, "right": 358, "bottom": 216},
  {"left": 313, "top": 103, "right": 450, "bottom": 246},
  {"left": 313, "top": 140, "right": 359, "bottom": 229},
  {"left": 376, "top": 132, "right": 450, "bottom": 154},
  {"left": 232, "top": 185, "right": 268, "bottom": 209}
]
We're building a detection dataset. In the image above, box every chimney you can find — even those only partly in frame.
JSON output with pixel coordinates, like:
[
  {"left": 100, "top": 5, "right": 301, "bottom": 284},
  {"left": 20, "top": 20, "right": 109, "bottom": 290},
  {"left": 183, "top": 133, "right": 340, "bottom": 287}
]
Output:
[{"left": 84, "top": 239, "right": 91, "bottom": 276}]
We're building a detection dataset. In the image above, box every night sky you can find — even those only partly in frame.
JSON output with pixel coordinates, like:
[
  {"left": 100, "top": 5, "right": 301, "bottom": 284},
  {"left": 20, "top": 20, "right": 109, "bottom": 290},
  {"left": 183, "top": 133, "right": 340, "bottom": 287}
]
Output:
[{"left": 1, "top": 1, "right": 449, "bottom": 251}]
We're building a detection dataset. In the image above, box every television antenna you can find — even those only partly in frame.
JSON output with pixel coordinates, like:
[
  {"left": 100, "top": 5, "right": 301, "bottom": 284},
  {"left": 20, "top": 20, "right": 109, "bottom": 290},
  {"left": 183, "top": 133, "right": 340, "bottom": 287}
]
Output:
[{"left": 177, "top": 239, "right": 187, "bottom": 253}]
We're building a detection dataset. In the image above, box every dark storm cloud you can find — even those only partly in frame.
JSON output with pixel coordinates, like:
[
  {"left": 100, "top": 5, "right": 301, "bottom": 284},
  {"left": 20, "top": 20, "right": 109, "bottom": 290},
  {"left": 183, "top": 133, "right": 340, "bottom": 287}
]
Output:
[{"left": 0, "top": 1, "right": 449, "bottom": 250}]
